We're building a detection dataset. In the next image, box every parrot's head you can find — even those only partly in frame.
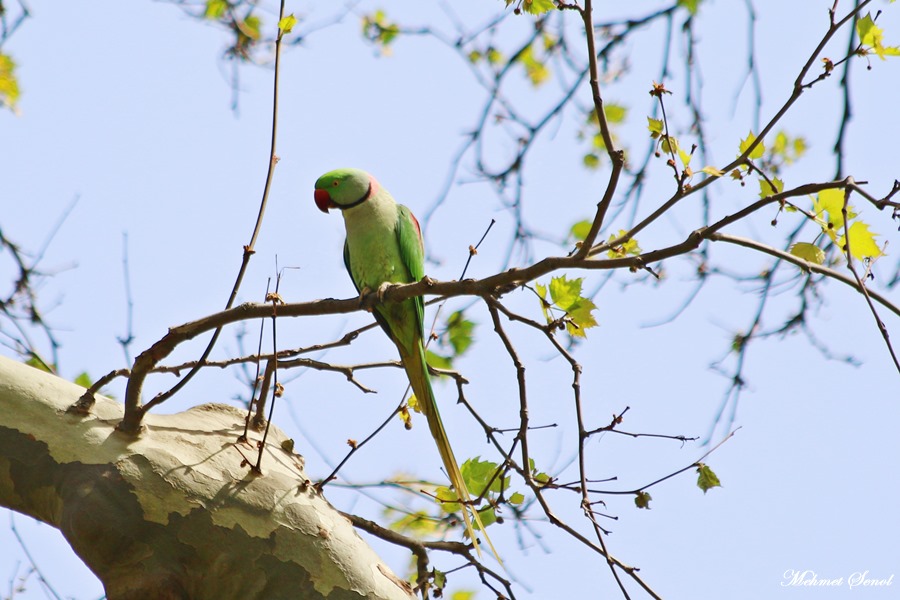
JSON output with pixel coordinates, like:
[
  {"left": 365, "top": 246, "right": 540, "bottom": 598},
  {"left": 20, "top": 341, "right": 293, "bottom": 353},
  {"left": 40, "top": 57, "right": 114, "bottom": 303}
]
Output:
[{"left": 314, "top": 168, "right": 376, "bottom": 213}]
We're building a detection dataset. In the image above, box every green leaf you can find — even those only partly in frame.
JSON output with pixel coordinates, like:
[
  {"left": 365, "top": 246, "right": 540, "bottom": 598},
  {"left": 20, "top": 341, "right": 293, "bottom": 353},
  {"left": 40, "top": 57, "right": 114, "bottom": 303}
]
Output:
[
  {"left": 603, "top": 103, "right": 627, "bottom": 124},
  {"left": 73, "top": 372, "right": 93, "bottom": 388},
  {"left": 773, "top": 131, "right": 788, "bottom": 155},
  {"left": 462, "top": 457, "right": 507, "bottom": 496},
  {"left": 565, "top": 297, "right": 598, "bottom": 338},
  {"left": 701, "top": 165, "right": 724, "bottom": 177},
  {"left": 857, "top": 13, "right": 878, "bottom": 45},
  {"left": 677, "top": 0, "right": 702, "bottom": 15},
  {"left": 386, "top": 508, "right": 439, "bottom": 535},
  {"left": 758, "top": 177, "right": 784, "bottom": 198},
  {"left": 789, "top": 242, "right": 825, "bottom": 265},
  {"left": 538, "top": 276, "right": 599, "bottom": 338},
  {"left": 542, "top": 32, "right": 558, "bottom": 52},
  {"left": 769, "top": 131, "right": 807, "bottom": 167},
  {"left": 361, "top": 10, "right": 399, "bottom": 51},
  {"left": 731, "top": 333, "right": 747, "bottom": 353},
  {"left": 425, "top": 350, "right": 453, "bottom": 371},
  {"left": 535, "top": 282, "right": 551, "bottom": 324},
  {"left": 486, "top": 47, "right": 504, "bottom": 65},
  {"left": 475, "top": 505, "right": 498, "bottom": 529},
  {"left": 676, "top": 145, "right": 691, "bottom": 167},
  {"left": 0, "top": 53, "right": 20, "bottom": 110},
  {"left": 696, "top": 463, "right": 721, "bottom": 494},
  {"left": 838, "top": 221, "right": 884, "bottom": 260},
  {"left": 739, "top": 131, "right": 765, "bottom": 160},
  {"left": 509, "top": 492, "right": 525, "bottom": 505},
  {"left": 660, "top": 135, "right": 678, "bottom": 155},
  {"left": 634, "top": 490, "right": 652, "bottom": 509},
  {"left": 518, "top": 44, "right": 550, "bottom": 86},
  {"left": 242, "top": 15, "right": 262, "bottom": 40},
  {"left": 606, "top": 230, "right": 641, "bottom": 259},
  {"left": 433, "top": 569, "right": 447, "bottom": 590},
  {"left": 25, "top": 357, "right": 53, "bottom": 372},
  {"left": 658, "top": 133, "right": 689, "bottom": 164},
  {"left": 570, "top": 219, "right": 592, "bottom": 242},
  {"left": 580, "top": 105, "right": 626, "bottom": 160},
  {"left": 813, "top": 188, "right": 855, "bottom": 241},
  {"left": 528, "top": 458, "right": 551, "bottom": 487},
  {"left": 523, "top": 0, "right": 556, "bottom": 15},
  {"left": 647, "top": 117, "right": 664, "bottom": 138},
  {"left": 857, "top": 13, "right": 900, "bottom": 60},
  {"left": 451, "top": 591, "right": 476, "bottom": 600},
  {"left": 278, "top": 14, "right": 298, "bottom": 34},
  {"left": 549, "top": 275, "right": 582, "bottom": 309},
  {"left": 435, "top": 485, "right": 462, "bottom": 513},
  {"left": 438, "top": 481, "right": 498, "bottom": 531},
  {"left": 204, "top": 0, "right": 228, "bottom": 20},
  {"left": 446, "top": 311, "right": 475, "bottom": 356}
]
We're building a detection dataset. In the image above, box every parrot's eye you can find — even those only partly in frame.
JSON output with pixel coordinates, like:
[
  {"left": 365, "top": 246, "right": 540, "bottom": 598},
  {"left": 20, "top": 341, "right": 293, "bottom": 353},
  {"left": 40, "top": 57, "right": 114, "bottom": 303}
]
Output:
[{"left": 332, "top": 181, "right": 339, "bottom": 187}]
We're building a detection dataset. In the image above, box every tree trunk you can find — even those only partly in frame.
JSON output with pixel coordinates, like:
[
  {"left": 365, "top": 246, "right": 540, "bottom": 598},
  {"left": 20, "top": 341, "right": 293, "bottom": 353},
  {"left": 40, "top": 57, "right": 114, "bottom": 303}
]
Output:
[{"left": 0, "top": 356, "right": 414, "bottom": 600}]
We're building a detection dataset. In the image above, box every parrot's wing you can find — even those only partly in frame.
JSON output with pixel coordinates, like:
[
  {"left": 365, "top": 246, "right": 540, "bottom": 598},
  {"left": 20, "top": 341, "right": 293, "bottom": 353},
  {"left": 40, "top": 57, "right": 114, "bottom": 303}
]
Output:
[
  {"left": 342, "top": 240, "right": 360, "bottom": 294},
  {"left": 395, "top": 204, "right": 426, "bottom": 332}
]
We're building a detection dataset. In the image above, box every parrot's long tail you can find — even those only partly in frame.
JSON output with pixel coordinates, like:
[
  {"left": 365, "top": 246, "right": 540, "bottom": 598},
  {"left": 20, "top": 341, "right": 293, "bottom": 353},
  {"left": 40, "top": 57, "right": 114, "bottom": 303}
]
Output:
[{"left": 400, "top": 343, "right": 502, "bottom": 564}]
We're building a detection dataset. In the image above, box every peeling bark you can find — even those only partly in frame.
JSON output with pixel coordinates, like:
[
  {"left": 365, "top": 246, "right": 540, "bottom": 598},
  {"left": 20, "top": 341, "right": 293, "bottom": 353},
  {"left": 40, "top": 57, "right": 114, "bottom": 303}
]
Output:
[{"left": 0, "top": 356, "right": 414, "bottom": 600}]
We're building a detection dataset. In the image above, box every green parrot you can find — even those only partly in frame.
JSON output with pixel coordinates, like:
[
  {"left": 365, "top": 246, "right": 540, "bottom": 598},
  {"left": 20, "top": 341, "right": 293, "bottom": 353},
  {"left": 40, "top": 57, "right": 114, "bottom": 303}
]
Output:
[{"left": 314, "top": 167, "right": 499, "bottom": 562}]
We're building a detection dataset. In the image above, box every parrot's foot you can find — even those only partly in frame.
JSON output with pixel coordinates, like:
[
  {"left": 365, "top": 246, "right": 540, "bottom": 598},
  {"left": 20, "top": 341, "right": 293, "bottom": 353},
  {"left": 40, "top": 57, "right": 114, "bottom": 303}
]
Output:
[
  {"left": 356, "top": 287, "right": 374, "bottom": 312},
  {"left": 374, "top": 281, "right": 394, "bottom": 302},
  {"left": 356, "top": 283, "right": 396, "bottom": 311}
]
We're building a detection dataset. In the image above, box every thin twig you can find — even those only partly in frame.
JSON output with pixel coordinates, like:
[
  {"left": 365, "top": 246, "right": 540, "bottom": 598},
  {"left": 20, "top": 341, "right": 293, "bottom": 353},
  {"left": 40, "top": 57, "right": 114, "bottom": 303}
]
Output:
[{"left": 121, "top": 0, "right": 290, "bottom": 432}]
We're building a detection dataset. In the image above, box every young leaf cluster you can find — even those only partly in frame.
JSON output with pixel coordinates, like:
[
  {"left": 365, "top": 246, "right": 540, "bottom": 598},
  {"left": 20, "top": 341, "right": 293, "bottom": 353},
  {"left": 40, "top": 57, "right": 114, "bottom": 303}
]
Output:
[
  {"left": 202, "top": 0, "right": 263, "bottom": 61},
  {"left": 536, "top": 275, "right": 599, "bottom": 338},
  {"left": 504, "top": 0, "right": 557, "bottom": 17},
  {"left": 811, "top": 189, "right": 883, "bottom": 261},
  {"left": 856, "top": 12, "right": 900, "bottom": 61},
  {"left": 361, "top": 10, "right": 400, "bottom": 55},
  {"left": 581, "top": 104, "right": 628, "bottom": 168},
  {"left": 0, "top": 53, "right": 19, "bottom": 111}
]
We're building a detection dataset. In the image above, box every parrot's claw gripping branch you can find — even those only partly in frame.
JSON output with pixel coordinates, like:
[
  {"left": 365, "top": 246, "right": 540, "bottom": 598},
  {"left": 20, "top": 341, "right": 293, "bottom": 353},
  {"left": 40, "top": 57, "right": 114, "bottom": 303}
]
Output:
[
  {"left": 356, "top": 286, "right": 375, "bottom": 311},
  {"left": 357, "top": 283, "right": 399, "bottom": 311},
  {"left": 359, "top": 278, "right": 436, "bottom": 312},
  {"left": 375, "top": 281, "right": 394, "bottom": 303}
]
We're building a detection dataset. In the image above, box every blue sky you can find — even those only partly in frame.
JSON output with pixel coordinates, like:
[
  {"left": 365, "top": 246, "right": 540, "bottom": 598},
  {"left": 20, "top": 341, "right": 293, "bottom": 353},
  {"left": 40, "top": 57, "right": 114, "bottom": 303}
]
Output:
[{"left": 2, "top": 1, "right": 899, "bottom": 598}]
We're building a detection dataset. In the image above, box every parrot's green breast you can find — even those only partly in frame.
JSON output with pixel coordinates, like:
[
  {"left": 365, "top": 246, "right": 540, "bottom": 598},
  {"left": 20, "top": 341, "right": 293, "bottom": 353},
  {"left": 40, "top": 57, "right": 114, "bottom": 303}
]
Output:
[
  {"left": 343, "top": 198, "right": 407, "bottom": 289},
  {"left": 340, "top": 190, "right": 421, "bottom": 352}
]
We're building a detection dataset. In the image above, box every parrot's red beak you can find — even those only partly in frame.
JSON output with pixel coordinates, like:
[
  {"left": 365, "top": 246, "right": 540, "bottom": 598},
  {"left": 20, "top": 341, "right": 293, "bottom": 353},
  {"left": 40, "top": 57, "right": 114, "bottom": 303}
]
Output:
[{"left": 314, "top": 189, "right": 334, "bottom": 213}]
